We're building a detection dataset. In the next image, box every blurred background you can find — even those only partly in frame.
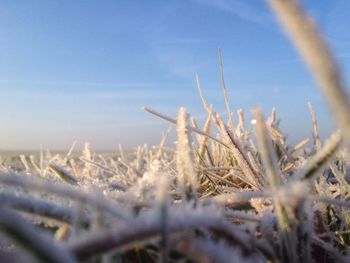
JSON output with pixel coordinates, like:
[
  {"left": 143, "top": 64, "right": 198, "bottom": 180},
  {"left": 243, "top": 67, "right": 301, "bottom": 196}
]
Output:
[{"left": 0, "top": 0, "right": 349, "bottom": 151}]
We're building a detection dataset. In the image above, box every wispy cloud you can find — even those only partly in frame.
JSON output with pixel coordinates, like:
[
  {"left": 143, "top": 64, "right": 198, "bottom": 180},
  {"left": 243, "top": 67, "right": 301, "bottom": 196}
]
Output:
[
  {"left": 150, "top": 37, "right": 213, "bottom": 46},
  {"left": 0, "top": 80, "right": 166, "bottom": 100},
  {"left": 189, "top": 0, "right": 272, "bottom": 27},
  {"left": 0, "top": 88, "right": 168, "bottom": 101},
  {"left": 0, "top": 79, "right": 157, "bottom": 88},
  {"left": 150, "top": 43, "right": 210, "bottom": 79}
]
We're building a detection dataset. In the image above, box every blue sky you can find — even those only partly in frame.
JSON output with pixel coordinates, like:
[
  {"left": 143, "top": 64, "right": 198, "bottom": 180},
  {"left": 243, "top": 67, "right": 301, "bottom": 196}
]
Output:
[{"left": 0, "top": 0, "right": 350, "bottom": 150}]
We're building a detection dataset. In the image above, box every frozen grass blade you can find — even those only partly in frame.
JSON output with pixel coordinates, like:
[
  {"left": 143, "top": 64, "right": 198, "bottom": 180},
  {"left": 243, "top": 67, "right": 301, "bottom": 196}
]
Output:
[
  {"left": 253, "top": 108, "right": 298, "bottom": 263},
  {"left": 224, "top": 209, "right": 261, "bottom": 222},
  {"left": 253, "top": 109, "right": 281, "bottom": 190},
  {"left": 298, "top": 130, "right": 342, "bottom": 181},
  {"left": 155, "top": 127, "right": 171, "bottom": 160},
  {"left": 215, "top": 114, "right": 263, "bottom": 190},
  {"left": 218, "top": 48, "right": 234, "bottom": 131},
  {"left": 0, "top": 191, "right": 79, "bottom": 224},
  {"left": 197, "top": 106, "right": 213, "bottom": 165},
  {"left": 0, "top": 173, "right": 130, "bottom": 219},
  {"left": 156, "top": 176, "right": 170, "bottom": 263},
  {"left": 49, "top": 161, "right": 79, "bottom": 185},
  {"left": 176, "top": 107, "right": 197, "bottom": 201},
  {"left": 267, "top": 0, "right": 350, "bottom": 145},
  {"left": 63, "top": 141, "right": 77, "bottom": 163},
  {"left": 237, "top": 109, "right": 245, "bottom": 135},
  {"left": 20, "top": 155, "right": 30, "bottom": 173},
  {"left": 329, "top": 163, "right": 350, "bottom": 196},
  {"left": 68, "top": 208, "right": 257, "bottom": 260},
  {"left": 143, "top": 107, "right": 230, "bottom": 148},
  {"left": 293, "top": 138, "right": 309, "bottom": 153},
  {"left": 195, "top": 74, "right": 211, "bottom": 112},
  {"left": 68, "top": 159, "right": 80, "bottom": 178},
  {"left": 213, "top": 191, "right": 268, "bottom": 207},
  {"left": 30, "top": 155, "right": 42, "bottom": 175},
  {"left": 307, "top": 102, "right": 321, "bottom": 150},
  {"left": 0, "top": 206, "right": 77, "bottom": 263},
  {"left": 80, "top": 157, "right": 120, "bottom": 176}
]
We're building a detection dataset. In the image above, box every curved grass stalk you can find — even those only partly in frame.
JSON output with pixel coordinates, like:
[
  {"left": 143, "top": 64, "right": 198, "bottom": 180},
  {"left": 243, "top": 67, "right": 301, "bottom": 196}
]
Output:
[
  {"left": 67, "top": 208, "right": 256, "bottom": 260},
  {"left": 0, "top": 173, "right": 130, "bottom": 219},
  {"left": 0, "top": 191, "right": 79, "bottom": 224},
  {"left": 0, "top": 206, "right": 77, "bottom": 263}
]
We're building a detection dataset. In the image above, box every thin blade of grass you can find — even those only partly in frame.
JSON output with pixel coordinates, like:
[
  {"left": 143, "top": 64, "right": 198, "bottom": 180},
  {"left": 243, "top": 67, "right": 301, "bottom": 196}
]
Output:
[
  {"left": 218, "top": 48, "right": 234, "bottom": 131},
  {"left": 142, "top": 107, "right": 230, "bottom": 148},
  {"left": 267, "top": 0, "right": 350, "bottom": 146},
  {"left": 298, "top": 131, "right": 342, "bottom": 181},
  {"left": 49, "top": 161, "right": 78, "bottom": 186},
  {"left": 307, "top": 102, "right": 321, "bottom": 150}
]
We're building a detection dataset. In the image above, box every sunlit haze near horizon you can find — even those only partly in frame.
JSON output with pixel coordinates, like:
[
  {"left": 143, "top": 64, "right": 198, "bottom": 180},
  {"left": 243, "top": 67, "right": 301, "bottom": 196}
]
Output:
[{"left": 1, "top": 0, "right": 350, "bottom": 151}]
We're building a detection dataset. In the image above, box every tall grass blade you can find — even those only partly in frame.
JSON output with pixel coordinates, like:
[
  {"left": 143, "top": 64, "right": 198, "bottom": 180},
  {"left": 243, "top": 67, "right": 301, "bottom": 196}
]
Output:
[{"left": 267, "top": 0, "right": 350, "bottom": 145}]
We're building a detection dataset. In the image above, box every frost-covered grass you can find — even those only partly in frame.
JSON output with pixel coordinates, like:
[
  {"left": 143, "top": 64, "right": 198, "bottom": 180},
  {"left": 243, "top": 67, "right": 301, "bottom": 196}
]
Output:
[{"left": 1, "top": 0, "right": 350, "bottom": 262}]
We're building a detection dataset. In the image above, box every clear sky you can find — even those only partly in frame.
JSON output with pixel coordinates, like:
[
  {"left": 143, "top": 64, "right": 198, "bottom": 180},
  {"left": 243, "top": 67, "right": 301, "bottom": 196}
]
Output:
[{"left": 0, "top": 0, "right": 350, "bottom": 151}]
